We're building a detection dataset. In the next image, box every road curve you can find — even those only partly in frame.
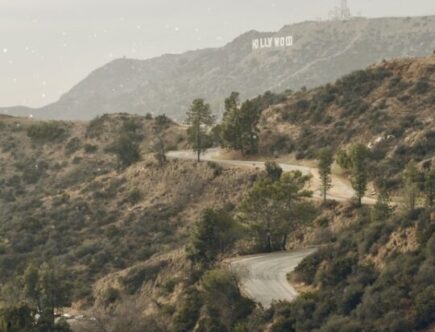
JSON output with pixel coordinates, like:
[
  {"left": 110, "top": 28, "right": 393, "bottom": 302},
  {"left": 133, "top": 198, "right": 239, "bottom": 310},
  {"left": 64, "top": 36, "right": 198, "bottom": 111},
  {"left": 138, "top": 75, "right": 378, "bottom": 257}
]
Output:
[
  {"left": 229, "top": 248, "right": 317, "bottom": 308},
  {"left": 167, "top": 148, "right": 376, "bottom": 205},
  {"left": 168, "top": 149, "right": 374, "bottom": 306}
]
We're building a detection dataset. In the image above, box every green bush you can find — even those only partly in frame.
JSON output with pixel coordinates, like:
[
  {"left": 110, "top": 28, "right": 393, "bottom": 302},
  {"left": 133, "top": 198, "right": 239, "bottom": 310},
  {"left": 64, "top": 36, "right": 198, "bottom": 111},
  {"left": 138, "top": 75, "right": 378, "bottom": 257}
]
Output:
[
  {"left": 154, "top": 114, "right": 172, "bottom": 131},
  {"left": 262, "top": 133, "right": 294, "bottom": 155},
  {"left": 207, "top": 161, "right": 223, "bottom": 177},
  {"left": 173, "top": 288, "right": 203, "bottom": 332},
  {"left": 202, "top": 270, "right": 255, "bottom": 330},
  {"left": 295, "top": 248, "right": 328, "bottom": 284},
  {"left": 414, "top": 286, "right": 435, "bottom": 329},
  {"left": 64, "top": 137, "right": 81, "bottom": 156},
  {"left": 122, "top": 118, "right": 144, "bottom": 137},
  {"left": 187, "top": 209, "right": 240, "bottom": 269},
  {"left": 127, "top": 189, "right": 142, "bottom": 205},
  {"left": 102, "top": 287, "right": 120, "bottom": 306},
  {"left": 162, "top": 279, "right": 178, "bottom": 294},
  {"left": 121, "top": 262, "right": 166, "bottom": 294},
  {"left": 86, "top": 116, "right": 105, "bottom": 138},
  {"left": 319, "top": 316, "right": 363, "bottom": 332},
  {"left": 106, "top": 134, "right": 141, "bottom": 167},
  {"left": 414, "top": 79, "right": 430, "bottom": 94},
  {"left": 318, "top": 256, "right": 357, "bottom": 286},
  {"left": 106, "top": 119, "right": 143, "bottom": 167},
  {"left": 27, "top": 122, "right": 69, "bottom": 143},
  {"left": 14, "top": 159, "right": 49, "bottom": 184},
  {"left": 338, "top": 284, "right": 364, "bottom": 314},
  {"left": 265, "top": 161, "right": 283, "bottom": 181},
  {"left": 84, "top": 144, "right": 98, "bottom": 153},
  {"left": 0, "top": 305, "right": 34, "bottom": 332}
]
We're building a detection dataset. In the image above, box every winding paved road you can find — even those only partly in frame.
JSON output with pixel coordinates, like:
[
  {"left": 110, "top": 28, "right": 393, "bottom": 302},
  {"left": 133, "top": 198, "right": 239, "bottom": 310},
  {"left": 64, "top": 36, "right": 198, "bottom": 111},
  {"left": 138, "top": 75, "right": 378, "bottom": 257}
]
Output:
[
  {"left": 167, "top": 149, "right": 376, "bottom": 306},
  {"left": 167, "top": 148, "right": 376, "bottom": 204},
  {"left": 229, "top": 248, "right": 317, "bottom": 308}
]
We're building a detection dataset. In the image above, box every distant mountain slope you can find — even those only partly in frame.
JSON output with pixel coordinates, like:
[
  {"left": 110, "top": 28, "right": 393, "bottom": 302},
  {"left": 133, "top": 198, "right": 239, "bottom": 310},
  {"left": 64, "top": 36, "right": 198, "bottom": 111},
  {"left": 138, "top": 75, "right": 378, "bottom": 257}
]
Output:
[{"left": 3, "top": 16, "right": 435, "bottom": 120}]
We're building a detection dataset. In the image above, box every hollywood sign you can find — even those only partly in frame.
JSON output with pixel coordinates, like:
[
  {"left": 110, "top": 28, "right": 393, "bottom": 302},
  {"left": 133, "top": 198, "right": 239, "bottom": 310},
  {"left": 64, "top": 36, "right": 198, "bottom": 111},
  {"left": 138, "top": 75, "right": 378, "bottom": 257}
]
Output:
[{"left": 252, "top": 36, "right": 293, "bottom": 50}]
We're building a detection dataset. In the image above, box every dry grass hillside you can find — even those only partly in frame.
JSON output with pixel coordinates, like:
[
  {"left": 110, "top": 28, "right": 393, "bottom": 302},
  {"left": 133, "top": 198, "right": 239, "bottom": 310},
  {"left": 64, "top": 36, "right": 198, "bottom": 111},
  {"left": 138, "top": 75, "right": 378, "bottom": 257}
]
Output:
[
  {"left": 0, "top": 114, "right": 257, "bottom": 324},
  {"left": 1, "top": 55, "right": 434, "bottom": 331},
  {"left": 258, "top": 54, "right": 435, "bottom": 186}
]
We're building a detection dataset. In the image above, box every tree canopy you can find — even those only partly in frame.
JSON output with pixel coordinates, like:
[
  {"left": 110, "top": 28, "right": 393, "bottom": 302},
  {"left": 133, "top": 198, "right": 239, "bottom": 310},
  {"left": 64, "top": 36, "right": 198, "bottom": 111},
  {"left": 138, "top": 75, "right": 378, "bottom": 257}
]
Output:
[
  {"left": 239, "top": 171, "right": 316, "bottom": 251},
  {"left": 187, "top": 209, "right": 240, "bottom": 269},
  {"left": 185, "top": 99, "right": 215, "bottom": 162}
]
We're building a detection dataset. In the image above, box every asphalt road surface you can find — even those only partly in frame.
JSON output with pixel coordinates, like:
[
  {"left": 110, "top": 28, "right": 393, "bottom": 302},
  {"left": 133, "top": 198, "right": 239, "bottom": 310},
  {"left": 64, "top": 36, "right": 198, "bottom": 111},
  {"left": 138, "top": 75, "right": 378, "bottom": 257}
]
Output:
[
  {"left": 229, "top": 248, "right": 317, "bottom": 308},
  {"left": 167, "top": 148, "right": 375, "bottom": 306},
  {"left": 167, "top": 148, "right": 376, "bottom": 204}
]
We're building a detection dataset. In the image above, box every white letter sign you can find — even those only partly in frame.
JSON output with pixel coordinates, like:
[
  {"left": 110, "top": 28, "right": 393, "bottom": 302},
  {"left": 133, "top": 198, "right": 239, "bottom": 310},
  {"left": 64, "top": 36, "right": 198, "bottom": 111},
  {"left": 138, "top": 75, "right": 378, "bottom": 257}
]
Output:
[{"left": 252, "top": 35, "right": 294, "bottom": 50}]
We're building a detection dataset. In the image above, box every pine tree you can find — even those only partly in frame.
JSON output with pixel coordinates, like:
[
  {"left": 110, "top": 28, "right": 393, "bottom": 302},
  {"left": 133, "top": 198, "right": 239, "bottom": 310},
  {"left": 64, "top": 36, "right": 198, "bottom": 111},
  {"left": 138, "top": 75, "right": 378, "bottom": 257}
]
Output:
[
  {"left": 239, "top": 172, "right": 314, "bottom": 251},
  {"left": 318, "top": 148, "right": 334, "bottom": 203},
  {"left": 221, "top": 92, "right": 244, "bottom": 154},
  {"left": 371, "top": 190, "right": 393, "bottom": 222},
  {"left": 349, "top": 144, "right": 370, "bottom": 207},
  {"left": 152, "top": 121, "right": 167, "bottom": 167},
  {"left": 220, "top": 92, "right": 260, "bottom": 155},
  {"left": 187, "top": 209, "right": 239, "bottom": 269},
  {"left": 186, "top": 99, "right": 215, "bottom": 162},
  {"left": 402, "top": 160, "right": 420, "bottom": 212}
]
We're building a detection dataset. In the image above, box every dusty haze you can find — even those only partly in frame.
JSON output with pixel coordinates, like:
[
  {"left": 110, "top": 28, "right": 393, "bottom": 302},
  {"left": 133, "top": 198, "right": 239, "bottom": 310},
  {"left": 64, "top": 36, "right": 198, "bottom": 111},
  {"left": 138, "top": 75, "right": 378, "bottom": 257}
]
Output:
[{"left": 1, "top": 0, "right": 435, "bottom": 107}]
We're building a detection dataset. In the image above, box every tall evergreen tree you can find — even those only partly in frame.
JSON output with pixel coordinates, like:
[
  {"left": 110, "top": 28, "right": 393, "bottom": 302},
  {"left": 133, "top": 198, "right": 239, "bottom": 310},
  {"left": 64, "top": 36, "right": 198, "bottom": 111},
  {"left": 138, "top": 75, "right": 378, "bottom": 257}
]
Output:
[
  {"left": 371, "top": 189, "right": 393, "bottom": 222},
  {"left": 221, "top": 92, "right": 244, "bottom": 154},
  {"left": 349, "top": 144, "right": 370, "bottom": 207},
  {"left": 152, "top": 119, "right": 167, "bottom": 167},
  {"left": 402, "top": 160, "right": 421, "bottom": 212},
  {"left": 187, "top": 209, "right": 239, "bottom": 269},
  {"left": 317, "top": 148, "right": 334, "bottom": 203},
  {"left": 220, "top": 92, "right": 260, "bottom": 155},
  {"left": 186, "top": 99, "right": 215, "bottom": 162}
]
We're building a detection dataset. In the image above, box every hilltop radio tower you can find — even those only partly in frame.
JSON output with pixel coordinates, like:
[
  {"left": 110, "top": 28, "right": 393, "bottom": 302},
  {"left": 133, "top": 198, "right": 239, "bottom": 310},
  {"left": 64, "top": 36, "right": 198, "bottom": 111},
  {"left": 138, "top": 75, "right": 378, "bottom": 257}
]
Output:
[
  {"left": 329, "top": 0, "right": 352, "bottom": 20},
  {"left": 340, "top": 0, "right": 351, "bottom": 19}
]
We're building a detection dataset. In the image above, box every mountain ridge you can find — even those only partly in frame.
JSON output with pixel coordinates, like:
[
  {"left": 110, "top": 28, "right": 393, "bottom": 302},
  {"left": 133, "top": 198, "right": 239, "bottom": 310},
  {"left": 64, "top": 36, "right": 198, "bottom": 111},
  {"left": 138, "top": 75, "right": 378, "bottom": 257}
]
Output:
[{"left": 3, "top": 15, "right": 435, "bottom": 121}]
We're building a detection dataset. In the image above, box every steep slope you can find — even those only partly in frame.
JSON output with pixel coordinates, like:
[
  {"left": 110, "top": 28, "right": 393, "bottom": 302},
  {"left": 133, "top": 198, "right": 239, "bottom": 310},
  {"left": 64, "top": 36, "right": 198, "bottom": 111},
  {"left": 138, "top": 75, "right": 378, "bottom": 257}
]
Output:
[
  {"left": 0, "top": 114, "right": 258, "bottom": 330},
  {"left": 257, "top": 54, "right": 435, "bottom": 188},
  {"left": 3, "top": 16, "right": 435, "bottom": 121}
]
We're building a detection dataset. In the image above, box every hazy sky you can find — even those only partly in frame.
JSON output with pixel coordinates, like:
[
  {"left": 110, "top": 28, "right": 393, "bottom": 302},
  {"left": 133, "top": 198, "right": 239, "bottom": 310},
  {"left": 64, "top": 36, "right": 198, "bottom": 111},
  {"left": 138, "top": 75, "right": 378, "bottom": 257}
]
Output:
[{"left": 1, "top": 0, "right": 435, "bottom": 108}]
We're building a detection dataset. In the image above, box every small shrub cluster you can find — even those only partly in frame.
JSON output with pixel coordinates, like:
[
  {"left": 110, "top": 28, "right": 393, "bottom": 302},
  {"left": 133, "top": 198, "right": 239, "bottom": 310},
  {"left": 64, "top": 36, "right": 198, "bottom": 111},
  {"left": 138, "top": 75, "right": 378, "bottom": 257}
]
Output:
[
  {"left": 27, "top": 121, "right": 70, "bottom": 143},
  {"left": 267, "top": 208, "right": 435, "bottom": 332},
  {"left": 121, "top": 262, "right": 167, "bottom": 294},
  {"left": 173, "top": 271, "right": 255, "bottom": 332},
  {"left": 65, "top": 137, "right": 82, "bottom": 156}
]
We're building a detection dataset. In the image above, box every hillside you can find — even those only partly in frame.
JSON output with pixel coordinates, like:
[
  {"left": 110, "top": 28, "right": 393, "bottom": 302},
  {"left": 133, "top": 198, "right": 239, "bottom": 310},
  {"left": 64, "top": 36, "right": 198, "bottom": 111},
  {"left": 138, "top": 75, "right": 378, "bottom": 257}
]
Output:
[
  {"left": 1, "top": 109, "right": 433, "bottom": 332},
  {"left": 0, "top": 114, "right": 261, "bottom": 330},
  {"left": 3, "top": 16, "right": 435, "bottom": 121},
  {"left": 0, "top": 54, "right": 434, "bottom": 331},
  {"left": 256, "top": 54, "right": 435, "bottom": 188}
]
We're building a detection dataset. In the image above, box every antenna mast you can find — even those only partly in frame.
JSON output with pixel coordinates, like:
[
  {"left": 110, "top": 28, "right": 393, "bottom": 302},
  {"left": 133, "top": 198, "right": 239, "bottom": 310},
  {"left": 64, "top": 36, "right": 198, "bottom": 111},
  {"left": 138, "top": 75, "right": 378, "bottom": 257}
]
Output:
[
  {"left": 330, "top": 0, "right": 352, "bottom": 20},
  {"left": 340, "top": 0, "right": 351, "bottom": 20}
]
